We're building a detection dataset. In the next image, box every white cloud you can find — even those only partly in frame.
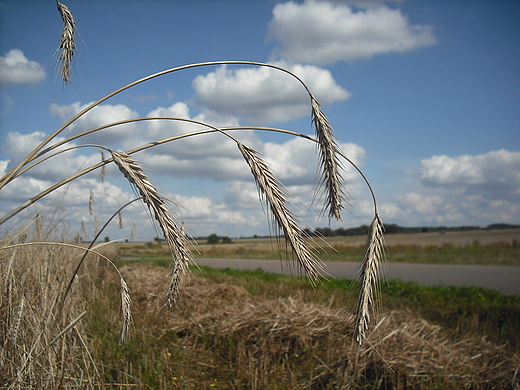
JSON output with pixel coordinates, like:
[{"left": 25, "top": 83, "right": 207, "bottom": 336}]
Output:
[
  {"left": 267, "top": 1, "right": 436, "bottom": 64},
  {"left": 0, "top": 49, "right": 46, "bottom": 87},
  {"left": 264, "top": 137, "right": 365, "bottom": 185},
  {"left": 0, "top": 160, "right": 8, "bottom": 176},
  {"left": 49, "top": 101, "right": 140, "bottom": 148},
  {"left": 1, "top": 131, "right": 102, "bottom": 182},
  {"left": 192, "top": 63, "right": 350, "bottom": 124},
  {"left": 224, "top": 181, "right": 264, "bottom": 210},
  {"left": 420, "top": 149, "right": 520, "bottom": 201},
  {"left": 376, "top": 150, "right": 520, "bottom": 227},
  {"left": 381, "top": 190, "right": 520, "bottom": 227}
]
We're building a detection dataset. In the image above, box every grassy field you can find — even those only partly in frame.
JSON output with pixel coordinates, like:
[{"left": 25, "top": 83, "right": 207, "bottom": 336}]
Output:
[{"left": 115, "top": 228, "right": 520, "bottom": 266}]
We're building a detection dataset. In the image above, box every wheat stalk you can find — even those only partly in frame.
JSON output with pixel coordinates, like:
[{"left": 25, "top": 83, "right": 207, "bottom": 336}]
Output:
[
  {"left": 109, "top": 150, "right": 192, "bottom": 306},
  {"left": 354, "top": 212, "right": 385, "bottom": 345},
  {"left": 119, "top": 277, "right": 132, "bottom": 343},
  {"left": 311, "top": 97, "right": 348, "bottom": 221},
  {"left": 237, "top": 143, "right": 324, "bottom": 285},
  {"left": 55, "top": 1, "right": 76, "bottom": 84}
]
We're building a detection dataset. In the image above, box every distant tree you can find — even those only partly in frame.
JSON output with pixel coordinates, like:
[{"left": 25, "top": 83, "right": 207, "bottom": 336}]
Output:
[
  {"left": 315, "top": 227, "right": 334, "bottom": 237},
  {"left": 207, "top": 233, "right": 220, "bottom": 244},
  {"left": 221, "top": 236, "right": 232, "bottom": 244},
  {"left": 104, "top": 236, "right": 110, "bottom": 242}
]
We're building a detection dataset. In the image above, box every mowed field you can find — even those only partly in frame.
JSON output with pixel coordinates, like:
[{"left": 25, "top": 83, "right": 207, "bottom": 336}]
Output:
[{"left": 355, "top": 227, "right": 519, "bottom": 247}]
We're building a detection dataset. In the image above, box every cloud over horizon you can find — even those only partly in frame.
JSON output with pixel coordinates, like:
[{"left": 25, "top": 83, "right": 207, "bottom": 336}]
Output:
[
  {"left": 420, "top": 149, "right": 520, "bottom": 202},
  {"left": 379, "top": 149, "right": 520, "bottom": 227}
]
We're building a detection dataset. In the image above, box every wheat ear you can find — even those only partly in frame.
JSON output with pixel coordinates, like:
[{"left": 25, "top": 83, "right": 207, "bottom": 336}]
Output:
[
  {"left": 354, "top": 212, "right": 385, "bottom": 345},
  {"left": 311, "top": 97, "right": 348, "bottom": 221},
  {"left": 119, "top": 277, "right": 132, "bottom": 343},
  {"left": 109, "top": 150, "right": 192, "bottom": 307},
  {"left": 238, "top": 143, "right": 324, "bottom": 284},
  {"left": 55, "top": 1, "right": 76, "bottom": 84}
]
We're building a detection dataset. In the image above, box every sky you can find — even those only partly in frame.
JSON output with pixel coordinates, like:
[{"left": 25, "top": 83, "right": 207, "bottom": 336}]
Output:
[{"left": 0, "top": 0, "right": 519, "bottom": 241}]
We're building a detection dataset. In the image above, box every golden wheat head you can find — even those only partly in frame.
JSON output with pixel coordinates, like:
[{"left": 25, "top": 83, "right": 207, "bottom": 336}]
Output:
[
  {"left": 238, "top": 143, "right": 324, "bottom": 284},
  {"left": 109, "top": 150, "right": 193, "bottom": 307},
  {"left": 311, "top": 97, "right": 348, "bottom": 221},
  {"left": 353, "top": 212, "right": 385, "bottom": 345},
  {"left": 56, "top": 1, "right": 76, "bottom": 83}
]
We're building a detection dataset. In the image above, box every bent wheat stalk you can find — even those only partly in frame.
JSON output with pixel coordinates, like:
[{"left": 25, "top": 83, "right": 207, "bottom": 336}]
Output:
[
  {"left": 0, "top": 62, "right": 346, "bottom": 222},
  {"left": 109, "top": 150, "right": 192, "bottom": 307},
  {"left": 238, "top": 143, "right": 324, "bottom": 284},
  {"left": 311, "top": 97, "right": 348, "bottom": 221},
  {"left": 353, "top": 212, "right": 385, "bottom": 345}
]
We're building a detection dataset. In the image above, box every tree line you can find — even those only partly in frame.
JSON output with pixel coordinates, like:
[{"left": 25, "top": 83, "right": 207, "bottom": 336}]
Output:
[{"left": 313, "top": 223, "right": 519, "bottom": 237}]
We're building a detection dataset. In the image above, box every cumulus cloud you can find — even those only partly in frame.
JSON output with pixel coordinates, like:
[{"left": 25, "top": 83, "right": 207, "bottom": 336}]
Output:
[
  {"left": 192, "top": 62, "right": 350, "bottom": 124},
  {"left": 420, "top": 149, "right": 520, "bottom": 201},
  {"left": 1, "top": 130, "right": 100, "bottom": 183},
  {"left": 49, "top": 101, "right": 140, "bottom": 148},
  {"left": 0, "top": 49, "right": 46, "bottom": 87},
  {"left": 381, "top": 190, "right": 520, "bottom": 227},
  {"left": 377, "top": 150, "right": 520, "bottom": 227},
  {"left": 264, "top": 136, "right": 365, "bottom": 184},
  {"left": 267, "top": 1, "right": 436, "bottom": 64},
  {"left": 172, "top": 193, "right": 257, "bottom": 226}
]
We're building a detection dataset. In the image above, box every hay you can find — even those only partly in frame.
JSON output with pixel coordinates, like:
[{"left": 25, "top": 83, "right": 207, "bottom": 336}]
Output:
[{"left": 119, "top": 264, "right": 519, "bottom": 388}]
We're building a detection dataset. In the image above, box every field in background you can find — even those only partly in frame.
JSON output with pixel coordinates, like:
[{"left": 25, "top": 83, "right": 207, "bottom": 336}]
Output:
[{"left": 115, "top": 228, "right": 520, "bottom": 266}]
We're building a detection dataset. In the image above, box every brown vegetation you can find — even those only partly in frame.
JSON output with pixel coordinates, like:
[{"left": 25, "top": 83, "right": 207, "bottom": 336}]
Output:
[{"left": 103, "top": 263, "right": 518, "bottom": 389}]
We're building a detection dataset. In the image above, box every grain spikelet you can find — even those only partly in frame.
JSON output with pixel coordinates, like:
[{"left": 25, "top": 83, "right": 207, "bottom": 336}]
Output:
[
  {"left": 109, "top": 150, "right": 192, "bottom": 306},
  {"left": 55, "top": 1, "right": 76, "bottom": 83},
  {"left": 311, "top": 97, "right": 347, "bottom": 221},
  {"left": 88, "top": 188, "right": 94, "bottom": 215},
  {"left": 354, "top": 212, "right": 385, "bottom": 345},
  {"left": 119, "top": 277, "right": 132, "bottom": 343},
  {"left": 238, "top": 143, "right": 324, "bottom": 284},
  {"left": 34, "top": 213, "right": 43, "bottom": 241},
  {"left": 8, "top": 297, "right": 24, "bottom": 348}
]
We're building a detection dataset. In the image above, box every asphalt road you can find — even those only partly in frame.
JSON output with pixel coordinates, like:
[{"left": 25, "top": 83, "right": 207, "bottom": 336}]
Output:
[{"left": 194, "top": 258, "right": 520, "bottom": 296}]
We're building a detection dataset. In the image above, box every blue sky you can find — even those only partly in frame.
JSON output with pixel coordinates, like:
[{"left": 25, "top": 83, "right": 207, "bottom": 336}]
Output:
[{"left": 1, "top": 0, "right": 519, "bottom": 241}]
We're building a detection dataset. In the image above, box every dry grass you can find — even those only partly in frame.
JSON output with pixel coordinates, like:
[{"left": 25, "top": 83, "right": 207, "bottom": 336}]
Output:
[
  {"left": 0, "top": 235, "right": 100, "bottom": 388},
  {"left": 92, "top": 263, "right": 519, "bottom": 389}
]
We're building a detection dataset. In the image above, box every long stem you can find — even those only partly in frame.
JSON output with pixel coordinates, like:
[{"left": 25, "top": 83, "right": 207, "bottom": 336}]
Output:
[
  {"left": 0, "top": 124, "right": 376, "bottom": 225},
  {"left": 0, "top": 61, "right": 311, "bottom": 190}
]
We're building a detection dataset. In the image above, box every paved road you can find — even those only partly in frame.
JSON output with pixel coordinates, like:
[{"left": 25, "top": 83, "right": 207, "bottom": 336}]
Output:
[{"left": 194, "top": 258, "right": 520, "bottom": 296}]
